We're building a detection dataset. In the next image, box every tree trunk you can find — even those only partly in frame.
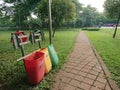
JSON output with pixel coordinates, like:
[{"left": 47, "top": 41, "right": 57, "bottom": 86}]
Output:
[
  {"left": 52, "top": 20, "right": 59, "bottom": 37},
  {"left": 52, "top": 28, "right": 56, "bottom": 37},
  {"left": 113, "top": 13, "right": 120, "bottom": 38}
]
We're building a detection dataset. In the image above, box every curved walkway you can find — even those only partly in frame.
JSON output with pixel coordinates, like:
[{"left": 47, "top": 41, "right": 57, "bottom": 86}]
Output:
[{"left": 53, "top": 31, "right": 119, "bottom": 90}]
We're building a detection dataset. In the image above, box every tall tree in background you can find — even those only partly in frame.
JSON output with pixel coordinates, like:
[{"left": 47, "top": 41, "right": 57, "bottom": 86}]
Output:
[
  {"left": 3, "top": 0, "right": 76, "bottom": 31},
  {"left": 71, "top": 0, "right": 82, "bottom": 27},
  {"left": 3, "top": 0, "right": 41, "bottom": 28},
  {"left": 104, "top": 0, "right": 120, "bottom": 38},
  {"left": 0, "top": 2, "right": 14, "bottom": 27},
  {"left": 38, "top": 0, "right": 76, "bottom": 37},
  {"left": 79, "top": 5, "right": 100, "bottom": 27},
  {"left": 0, "top": 6, "right": 2, "bottom": 19}
]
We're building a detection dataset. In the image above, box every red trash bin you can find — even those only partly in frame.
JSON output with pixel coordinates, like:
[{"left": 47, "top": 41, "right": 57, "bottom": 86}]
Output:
[{"left": 23, "top": 51, "right": 45, "bottom": 84}]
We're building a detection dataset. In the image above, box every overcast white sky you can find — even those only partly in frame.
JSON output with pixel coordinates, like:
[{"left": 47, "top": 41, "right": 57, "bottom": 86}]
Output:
[
  {"left": 0, "top": 0, "right": 3, "bottom": 4},
  {"left": 79, "top": 0, "right": 105, "bottom": 12}
]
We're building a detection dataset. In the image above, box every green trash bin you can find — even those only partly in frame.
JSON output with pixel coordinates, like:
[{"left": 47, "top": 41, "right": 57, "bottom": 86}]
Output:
[{"left": 48, "top": 44, "right": 59, "bottom": 67}]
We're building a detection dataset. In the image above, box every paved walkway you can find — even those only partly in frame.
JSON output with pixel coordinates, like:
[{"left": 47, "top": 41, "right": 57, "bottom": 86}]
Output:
[{"left": 53, "top": 31, "right": 119, "bottom": 90}]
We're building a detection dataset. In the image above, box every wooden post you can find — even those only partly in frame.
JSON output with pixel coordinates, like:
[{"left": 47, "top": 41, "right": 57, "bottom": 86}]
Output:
[
  {"left": 48, "top": 0, "right": 52, "bottom": 44},
  {"left": 16, "top": 35, "right": 25, "bottom": 56},
  {"left": 11, "top": 33, "right": 19, "bottom": 49},
  {"left": 38, "top": 41, "right": 41, "bottom": 48}
]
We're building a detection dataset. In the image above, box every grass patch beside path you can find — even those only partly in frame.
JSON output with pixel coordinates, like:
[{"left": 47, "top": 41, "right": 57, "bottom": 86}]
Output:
[
  {"left": 85, "top": 28, "right": 120, "bottom": 88},
  {"left": 0, "top": 29, "right": 79, "bottom": 90}
]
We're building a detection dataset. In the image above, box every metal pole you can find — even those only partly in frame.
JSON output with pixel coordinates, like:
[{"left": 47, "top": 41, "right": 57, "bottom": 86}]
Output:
[{"left": 48, "top": 0, "right": 52, "bottom": 44}]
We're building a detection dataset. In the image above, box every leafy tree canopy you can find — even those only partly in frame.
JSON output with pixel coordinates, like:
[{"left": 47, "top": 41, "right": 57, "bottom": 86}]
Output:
[
  {"left": 79, "top": 5, "right": 100, "bottom": 27},
  {"left": 38, "top": 0, "right": 76, "bottom": 28},
  {"left": 3, "top": 0, "right": 41, "bottom": 27},
  {"left": 104, "top": 0, "right": 120, "bottom": 18},
  {"left": 104, "top": 0, "right": 120, "bottom": 38},
  {"left": 71, "top": 0, "right": 82, "bottom": 12}
]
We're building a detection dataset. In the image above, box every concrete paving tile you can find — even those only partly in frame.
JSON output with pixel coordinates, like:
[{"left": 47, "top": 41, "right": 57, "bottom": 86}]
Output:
[
  {"left": 90, "top": 70, "right": 99, "bottom": 76},
  {"left": 66, "top": 62, "right": 71, "bottom": 64},
  {"left": 93, "top": 67, "right": 102, "bottom": 73},
  {"left": 83, "top": 77, "right": 94, "bottom": 85},
  {"left": 64, "top": 64, "right": 74, "bottom": 69},
  {"left": 58, "top": 83, "right": 67, "bottom": 90},
  {"left": 96, "top": 76, "right": 107, "bottom": 84},
  {"left": 88, "top": 63, "right": 96, "bottom": 67},
  {"left": 70, "top": 63, "right": 78, "bottom": 66},
  {"left": 98, "top": 73, "right": 105, "bottom": 78},
  {"left": 95, "top": 65, "right": 102, "bottom": 70},
  {"left": 94, "top": 81, "right": 106, "bottom": 89},
  {"left": 68, "top": 57, "right": 74, "bottom": 60},
  {"left": 101, "top": 70, "right": 104, "bottom": 74},
  {"left": 63, "top": 72, "right": 75, "bottom": 79},
  {"left": 87, "top": 74, "right": 97, "bottom": 80},
  {"left": 105, "top": 83, "right": 112, "bottom": 90},
  {"left": 79, "top": 82, "right": 91, "bottom": 90},
  {"left": 90, "top": 86, "right": 101, "bottom": 90},
  {"left": 78, "top": 71, "right": 88, "bottom": 77},
  {"left": 63, "top": 84, "right": 76, "bottom": 90},
  {"left": 71, "top": 69, "right": 79, "bottom": 74},
  {"left": 69, "top": 79, "right": 80, "bottom": 87},
  {"left": 89, "top": 62, "right": 97, "bottom": 66},
  {"left": 74, "top": 66, "right": 82, "bottom": 71},
  {"left": 81, "top": 60, "right": 89, "bottom": 63},
  {"left": 74, "top": 75, "right": 84, "bottom": 82},
  {"left": 84, "top": 65, "right": 93, "bottom": 70},
  {"left": 74, "top": 60, "right": 81, "bottom": 64},
  {"left": 60, "top": 76, "right": 71, "bottom": 83},
  {"left": 78, "top": 64, "right": 85, "bottom": 68},
  {"left": 76, "top": 88, "right": 83, "bottom": 90},
  {"left": 81, "top": 68, "right": 91, "bottom": 73},
  {"left": 64, "top": 68, "right": 72, "bottom": 72}
]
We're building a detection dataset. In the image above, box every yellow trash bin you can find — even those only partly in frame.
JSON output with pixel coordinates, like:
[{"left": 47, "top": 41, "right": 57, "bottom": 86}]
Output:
[{"left": 38, "top": 48, "right": 52, "bottom": 73}]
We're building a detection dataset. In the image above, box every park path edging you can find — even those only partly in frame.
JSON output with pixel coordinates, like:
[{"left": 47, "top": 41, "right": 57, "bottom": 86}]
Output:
[
  {"left": 88, "top": 32, "right": 120, "bottom": 90},
  {"left": 52, "top": 31, "right": 119, "bottom": 90}
]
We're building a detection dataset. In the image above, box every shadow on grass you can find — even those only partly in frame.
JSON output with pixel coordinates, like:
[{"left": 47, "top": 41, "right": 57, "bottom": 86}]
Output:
[
  {"left": 1, "top": 63, "right": 53, "bottom": 90},
  {"left": 1, "top": 69, "right": 34, "bottom": 90},
  {"left": 6, "top": 77, "right": 31, "bottom": 90},
  {"left": 0, "top": 61, "right": 40, "bottom": 90}
]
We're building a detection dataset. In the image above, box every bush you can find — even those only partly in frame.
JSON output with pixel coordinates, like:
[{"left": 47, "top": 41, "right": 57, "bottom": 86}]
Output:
[{"left": 82, "top": 27, "right": 100, "bottom": 31}]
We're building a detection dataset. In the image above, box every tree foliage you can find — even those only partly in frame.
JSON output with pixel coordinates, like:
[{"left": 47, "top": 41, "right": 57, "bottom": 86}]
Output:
[
  {"left": 38, "top": 0, "right": 76, "bottom": 28},
  {"left": 71, "top": 0, "right": 82, "bottom": 18},
  {"left": 37, "top": 0, "right": 76, "bottom": 36},
  {"left": 2, "top": 0, "right": 118, "bottom": 29},
  {"left": 25, "top": 16, "right": 42, "bottom": 29},
  {"left": 0, "top": 2, "right": 15, "bottom": 27},
  {"left": 3, "top": 0, "right": 76, "bottom": 30},
  {"left": 104, "top": 0, "right": 120, "bottom": 18},
  {"left": 3, "top": 0, "right": 41, "bottom": 27},
  {"left": 78, "top": 5, "right": 101, "bottom": 27},
  {"left": 104, "top": 0, "right": 120, "bottom": 38}
]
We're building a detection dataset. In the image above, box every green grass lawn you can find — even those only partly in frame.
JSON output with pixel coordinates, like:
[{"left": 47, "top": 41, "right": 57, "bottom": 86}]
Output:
[
  {"left": 85, "top": 28, "right": 120, "bottom": 88},
  {"left": 0, "top": 29, "right": 79, "bottom": 90}
]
